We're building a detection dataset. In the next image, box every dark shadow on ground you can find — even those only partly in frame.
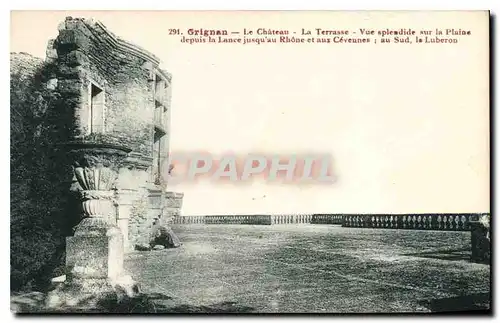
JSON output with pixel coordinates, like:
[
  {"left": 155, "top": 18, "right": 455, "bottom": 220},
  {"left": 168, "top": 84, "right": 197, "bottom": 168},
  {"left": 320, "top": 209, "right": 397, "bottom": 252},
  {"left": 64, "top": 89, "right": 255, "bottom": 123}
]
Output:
[
  {"left": 418, "top": 292, "right": 491, "bottom": 314},
  {"left": 403, "top": 248, "right": 472, "bottom": 262},
  {"left": 100, "top": 293, "right": 255, "bottom": 314},
  {"left": 13, "top": 292, "right": 256, "bottom": 314}
]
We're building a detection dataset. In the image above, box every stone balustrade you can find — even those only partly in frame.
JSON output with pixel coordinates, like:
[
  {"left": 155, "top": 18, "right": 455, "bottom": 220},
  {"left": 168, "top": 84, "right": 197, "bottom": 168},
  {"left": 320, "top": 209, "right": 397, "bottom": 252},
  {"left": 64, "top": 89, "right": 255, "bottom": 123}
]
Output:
[
  {"left": 172, "top": 213, "right": 486, "bottom": 232},
  {"left": 310, "top": 214, "right": 343, "bottom": 225},
  {"left": 342, "top": 214, "right": 482, "bottom": 231},
  {"left": 172, "top": 214, "right": 338, "bottom": 225}
]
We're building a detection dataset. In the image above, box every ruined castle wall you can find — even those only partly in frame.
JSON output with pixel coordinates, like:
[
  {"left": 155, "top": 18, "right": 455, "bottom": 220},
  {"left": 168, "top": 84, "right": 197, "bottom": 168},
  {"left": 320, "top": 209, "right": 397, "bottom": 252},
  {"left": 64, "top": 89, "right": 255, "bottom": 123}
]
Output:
[
  {"left": 52, "top": 17, "right": 175, "bottom": 250},
  {"left": 54, "top": 18, "right": 157, "bottom": 156}
]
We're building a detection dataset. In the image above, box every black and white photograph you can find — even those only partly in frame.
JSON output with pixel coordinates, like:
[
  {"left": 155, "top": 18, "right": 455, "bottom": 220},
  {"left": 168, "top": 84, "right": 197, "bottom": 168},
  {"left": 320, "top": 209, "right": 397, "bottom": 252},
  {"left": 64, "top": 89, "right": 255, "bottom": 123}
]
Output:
[{"left": 9, "top": 10, "right": 491, "bottom": 314}]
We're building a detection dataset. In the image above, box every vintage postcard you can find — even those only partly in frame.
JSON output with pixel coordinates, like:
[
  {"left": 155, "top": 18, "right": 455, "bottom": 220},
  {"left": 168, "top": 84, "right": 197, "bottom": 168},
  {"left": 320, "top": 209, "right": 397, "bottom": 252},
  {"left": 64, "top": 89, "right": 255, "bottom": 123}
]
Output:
[{"left": 10, "top": 10, "right": 490, "bottom": 314}]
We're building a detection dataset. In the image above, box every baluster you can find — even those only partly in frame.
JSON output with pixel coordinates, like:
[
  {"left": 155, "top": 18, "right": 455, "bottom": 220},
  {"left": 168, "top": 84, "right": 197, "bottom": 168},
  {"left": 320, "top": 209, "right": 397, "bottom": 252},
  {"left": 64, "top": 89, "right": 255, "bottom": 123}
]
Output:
[
  {"left": 460, "top": 215, "right": 466, "bottom": 230},
  {"left": 463, "top": 215, "right": 469, "bottom": 230}
]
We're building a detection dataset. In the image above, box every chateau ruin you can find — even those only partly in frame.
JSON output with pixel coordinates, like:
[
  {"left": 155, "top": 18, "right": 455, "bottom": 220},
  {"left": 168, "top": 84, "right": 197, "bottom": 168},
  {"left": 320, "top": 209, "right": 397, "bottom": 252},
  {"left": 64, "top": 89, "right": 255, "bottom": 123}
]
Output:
[
  {"left": 11, "top": 17, "right": 183, "bottom": 294},
  {"left": 53, "top": 17, "right": 182, "bottom": 249}
]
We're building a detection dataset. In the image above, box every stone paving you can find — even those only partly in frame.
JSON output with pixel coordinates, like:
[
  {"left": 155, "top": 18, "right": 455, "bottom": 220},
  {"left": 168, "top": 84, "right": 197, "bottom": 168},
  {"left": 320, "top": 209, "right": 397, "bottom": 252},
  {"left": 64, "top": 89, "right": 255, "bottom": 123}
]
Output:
[{"left": 125, "top": 224, "right": 491, "bottom": 313}]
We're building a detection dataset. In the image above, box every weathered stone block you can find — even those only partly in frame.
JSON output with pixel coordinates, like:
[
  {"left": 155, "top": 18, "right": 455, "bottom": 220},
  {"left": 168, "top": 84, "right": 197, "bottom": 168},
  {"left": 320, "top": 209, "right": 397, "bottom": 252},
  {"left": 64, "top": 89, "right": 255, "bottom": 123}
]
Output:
[
  {"left": 66, "top": 50, "right": 89, "bottom": 67},
  {"left": 66, "top": 234, "right": 108, "bottom": 280}
]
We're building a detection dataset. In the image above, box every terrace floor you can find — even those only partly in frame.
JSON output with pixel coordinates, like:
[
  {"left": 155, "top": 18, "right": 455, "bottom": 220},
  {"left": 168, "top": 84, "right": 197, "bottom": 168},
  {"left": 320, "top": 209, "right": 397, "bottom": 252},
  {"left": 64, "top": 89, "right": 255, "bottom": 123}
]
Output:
[{"left": 125, "top": 224, "right": 491, "bottom": 314}]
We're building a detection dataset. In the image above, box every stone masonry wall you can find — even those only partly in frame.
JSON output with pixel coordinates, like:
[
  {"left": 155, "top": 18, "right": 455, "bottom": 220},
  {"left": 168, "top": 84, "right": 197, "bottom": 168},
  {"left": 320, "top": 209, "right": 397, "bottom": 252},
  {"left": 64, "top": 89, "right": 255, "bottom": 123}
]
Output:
[
  {"left": 51, "top": 17, "right": 174, "bottom": 250},
  {"left": 163, "top": 192, "right": 184, "bottom": 225},
  {"left": 54, "top": 17, "right": 160, "bottom": 155}
]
